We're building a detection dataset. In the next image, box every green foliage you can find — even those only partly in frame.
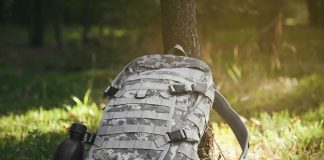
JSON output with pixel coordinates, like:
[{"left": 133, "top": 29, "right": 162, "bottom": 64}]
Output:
[
  {"left": 0, "top": 26, "right": 322, "bottom": 159},
  {"left": 0, "top": 90, "right": 102, "bottom": 159},
  {"left": 235, "top": 74, "right": 324, "bottom": 113},
  {"left": 226, "top": 63, "right": 243, "bottom": 84},
  {"left": 0, "top": 90, "right": 101, "bottom": 140},
  {"left": 212, "top": 107, "right": 324, "bottom": 159},
  {"left": 0, "top": 90, "right": 322, "bottom": 159}
]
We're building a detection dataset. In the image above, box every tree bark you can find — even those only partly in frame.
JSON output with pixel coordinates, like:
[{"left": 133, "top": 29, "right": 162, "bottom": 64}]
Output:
[
  {"left": 50, "top": 0, "right": 63, "bottom": 49},
  {"left": 30, "top": 0, "right": 44, "bottom": 47},
  {"left": 53, "top": 18, "right": 62, "bottom": 49},
  {"left": 82, "top": 0, "right": 92, "bottom": 45},
  {"left": 160, "top": 1, "right": 214, "bottom": 159},
  {"left": 258, "top": 13, "right": 283, "bottom": 54},
  {"left": 160, "top": 0, "right": 200, "bottom": 58},
  {"left": 306, "top": 0, "right": 324, "bottom": 27},
  {"left": 257, "top": 0, "right": 284, "bottom": 54},
  {"left": 0, "top": 0, "right": 4, "bottom": 23}
]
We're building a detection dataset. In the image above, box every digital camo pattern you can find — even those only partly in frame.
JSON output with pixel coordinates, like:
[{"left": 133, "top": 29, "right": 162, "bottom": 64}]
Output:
[{"left": 87, "top": 55, "right": 215, "bottom": 160}]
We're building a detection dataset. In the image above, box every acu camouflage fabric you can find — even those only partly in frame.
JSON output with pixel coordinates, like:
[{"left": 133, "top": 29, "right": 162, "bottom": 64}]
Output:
[{"left": 87, "top": 55, "right": 215, "bottom": 160}]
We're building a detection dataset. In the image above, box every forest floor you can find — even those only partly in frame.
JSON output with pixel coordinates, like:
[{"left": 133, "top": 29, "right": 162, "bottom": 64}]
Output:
[{"left": 0, "top": 26, "right": 323, "bottom": 159}]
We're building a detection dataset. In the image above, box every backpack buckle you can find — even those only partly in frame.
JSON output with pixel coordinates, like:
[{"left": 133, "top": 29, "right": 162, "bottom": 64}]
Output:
[
  {"left": 82, "top": 132, "right": 97, "bottom": 145},
  {"left": 167, "top": 129, "right": 187, "bottom": 141},
  {"left": 103, "top": 86, "right": 119, "bottom": 97},
  {"left": 169, "top": 84, "right": 192, "bottom": 94}
]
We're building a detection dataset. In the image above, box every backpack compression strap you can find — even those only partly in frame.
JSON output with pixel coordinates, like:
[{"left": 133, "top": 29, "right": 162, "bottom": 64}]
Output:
[{"left": 213, "top": 89, "right": 249, "bottom": 160}]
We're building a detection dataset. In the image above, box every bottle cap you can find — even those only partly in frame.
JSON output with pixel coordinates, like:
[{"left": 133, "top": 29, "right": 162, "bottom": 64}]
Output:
[{"left": 69, "top": 123, "right": 87, "bottom": 135}]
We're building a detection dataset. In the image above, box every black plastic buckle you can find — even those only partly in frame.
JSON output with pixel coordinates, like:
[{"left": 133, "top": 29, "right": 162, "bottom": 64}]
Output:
[
  {"left": 83, "top": 132, "right": 96, "bottom": 145},
  {"left": 103, "top": 86, "right": 119, "bottom": 97},
  {"left": 167, "top": 130, "right": 187, "bottom": 141}
]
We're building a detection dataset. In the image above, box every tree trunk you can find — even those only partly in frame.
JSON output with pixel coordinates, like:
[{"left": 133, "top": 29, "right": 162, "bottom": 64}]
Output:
[
  {"left": 0, "top": 0, "right": 4, "bottom": 23},
  {"left": 82, "top": 0, "right": 92, "bottom": 45},
  {"left": 257, "top": 0, "right": 284, "bottom": 54},
  {"left": 306, "top": 0, "right": 324, "bottom": 27},
  {"left": 160, "top": 0, "right": 200, "bottom": 58},
  {"left": 53, "top": 18, "right": 62, "bottom": 49},
  {"left": 50, "top": 0, "right": 63, "bottom": 49},
  {"left": 258, "top": 13, "right": 283, "bottom": 54},
  {"left": 160, "top": 1, "right": 214, "bottom": 159},
  {"left": 30, "top": 0, "right": 44, "bottom": 47}
]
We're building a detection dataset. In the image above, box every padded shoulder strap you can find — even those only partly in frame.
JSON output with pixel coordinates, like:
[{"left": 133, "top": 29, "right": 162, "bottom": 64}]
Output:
[{"left": 213, "top": 89, "right": 249, "bottom": 160}]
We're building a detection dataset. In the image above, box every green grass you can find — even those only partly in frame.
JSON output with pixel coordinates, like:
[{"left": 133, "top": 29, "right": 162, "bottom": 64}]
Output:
[
  {"left": 0, "top": 91, "right": 322, "bottom": 159},
  {"left": 0, "top": 26, "right": 323, "bottom": 159},
  {"left": 213, "top": 106, "right": 324, "bottom": 159},
  {"left": 0, "top": 90, "right": 102, "bottom": 160}
]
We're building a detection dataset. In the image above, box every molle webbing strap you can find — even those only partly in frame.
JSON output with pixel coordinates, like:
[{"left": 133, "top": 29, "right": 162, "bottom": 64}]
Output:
[
  {"left": 154, "top": 129, "right": 200, "bottom": 148},
  {"left": 98, "top": 140, "right": 169, "bottom": 150},
  {"left": 177, "top": 143, "right": 200, "bottom": 160},
  {"left": 196, "top": 101, "right": 211, "bottom": 124},
  {"left": 133, "top": 55, "right": 210, "bottom": 72},
  {"left": 141, "top": 68, "right": 205, "bottom": 82},
  {"left": 98, "top": 125, "right": 169, "bottom": 135},
  {"left": 187, "top": 114, "right": 205, "bottom": 136},
  {"left": 122, "top": 70, "right": 215, "bottom": 101},
  {"left": 107, "top": 98, "right": 187, "bottom": 111},
  {"left": 204, "top": 87, "right": 215, "bottom": 101},
  {"left": 110, "top": 54, "right": 212, "bottom": 92},
  {"left": 187, "top": 95, "right": 206, "bottom": 137},
  {"left": 153, "top": 95, "right": 207, "bottom": 153},
  {"left": 158, "top": 95, "right": 177, "bottom": 160},
  {"left": 122, "top": 82, "right": 169, "bottom": 91},
  {"left": 125, "top": 74, "right": 194, "bottom": 85},
  {"left": 213, "top": 89, "right": 249, "bottom": 160},
  {"left": 102, "top": 111, "right": 170, "bottom": 121},
  {"left": 116, "top": 81, "right": 214, "bottom": 102},
  {"left": 185, "top": 95, "right": 205, "bottom": 136},
  {"left": 109, "top": 98, "right": 174, "bottom": 106},
  {"left": 113, "top": 82, "right": 168, "bottom": 98},
  {"left": 93, "top": 136, "right": 104, "bottom": 147}
]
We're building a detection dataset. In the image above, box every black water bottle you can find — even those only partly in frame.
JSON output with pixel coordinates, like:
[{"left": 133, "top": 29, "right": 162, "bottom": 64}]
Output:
[{"left": 53, "top": 123, "right": 87, "bottom": 160}]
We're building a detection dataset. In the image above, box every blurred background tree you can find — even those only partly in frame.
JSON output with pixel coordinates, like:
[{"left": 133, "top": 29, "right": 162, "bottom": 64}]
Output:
[
  {"left": 0, "top": 0, "right": 320, "bottom": 52},
  {"left": 306, "top": 0, "right": 324, "bottom": 27}
]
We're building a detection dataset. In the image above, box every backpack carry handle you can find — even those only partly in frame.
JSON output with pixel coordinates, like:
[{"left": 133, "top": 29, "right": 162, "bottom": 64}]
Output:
[{"left": 167, "top": 44, "right": 187, "bottom": 56}]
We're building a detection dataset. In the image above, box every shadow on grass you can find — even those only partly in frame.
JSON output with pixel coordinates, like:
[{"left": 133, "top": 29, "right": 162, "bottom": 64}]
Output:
[
  {"left": 0, "top": 131, "right": 66, "bottom": 160},
  {"left": 0, "top": 70, "right": 113, "bottom": 116},
  {"left": 0, "top": 45, "right": 135, "bottom": 116}
]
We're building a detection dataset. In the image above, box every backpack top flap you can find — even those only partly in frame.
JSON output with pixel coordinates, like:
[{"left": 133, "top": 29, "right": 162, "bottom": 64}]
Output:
[{"left": 111, "top": 54, "right": 213, "bottom": 89}]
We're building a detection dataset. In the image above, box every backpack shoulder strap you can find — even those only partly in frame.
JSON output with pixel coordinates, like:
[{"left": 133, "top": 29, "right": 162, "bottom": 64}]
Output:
[{"left": 213, "top": 88, "right": 249, "bottom": 160}]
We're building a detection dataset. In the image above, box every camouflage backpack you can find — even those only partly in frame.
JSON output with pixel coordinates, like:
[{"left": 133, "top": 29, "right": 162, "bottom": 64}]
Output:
[{"left": 86, "top": 45, "right": 248, "bottom": 160}]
